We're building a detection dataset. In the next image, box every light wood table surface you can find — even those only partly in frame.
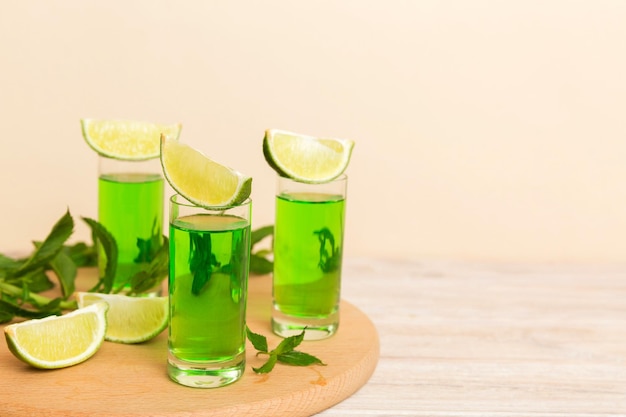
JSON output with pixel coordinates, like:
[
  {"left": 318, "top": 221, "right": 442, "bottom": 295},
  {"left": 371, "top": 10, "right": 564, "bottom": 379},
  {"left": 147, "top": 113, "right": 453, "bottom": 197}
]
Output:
[{"left": 318, "top": 258, "right": 626, "bottom": 416}]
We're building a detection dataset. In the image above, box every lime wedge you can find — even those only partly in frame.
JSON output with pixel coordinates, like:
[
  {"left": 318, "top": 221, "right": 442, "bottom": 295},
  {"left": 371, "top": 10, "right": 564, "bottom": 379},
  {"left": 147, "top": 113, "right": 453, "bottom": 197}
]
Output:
[
  {"left": 81, "top": 118, "right": 182, "bottom": 160},
  {"left": 76, "top": 292, "right": 168, "bottom": 344},
  {"left": 263, "top": 129, "right": 355, "bottom": 183},
  {"left": 160, "top": 136, "right": 252, "bottom": 208},
  {"left": 3, "top": 302, "right": 108, "bottom": 369}
]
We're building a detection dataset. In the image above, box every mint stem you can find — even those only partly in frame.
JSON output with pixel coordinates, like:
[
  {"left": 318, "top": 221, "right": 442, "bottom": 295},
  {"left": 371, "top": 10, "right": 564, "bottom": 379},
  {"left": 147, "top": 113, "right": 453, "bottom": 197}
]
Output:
[{"left": 0, "top": 281, "right": 77, "bottom": 310}]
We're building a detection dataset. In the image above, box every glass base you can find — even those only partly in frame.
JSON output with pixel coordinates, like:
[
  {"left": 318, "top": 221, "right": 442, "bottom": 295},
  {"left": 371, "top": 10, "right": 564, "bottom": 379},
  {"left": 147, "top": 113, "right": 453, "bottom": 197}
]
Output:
[
  {"left": 167, "top": 355, "right": 245, "bottom": 388},
  {"left": 271, "top": 308, "right": 338, "bottom": 340}
]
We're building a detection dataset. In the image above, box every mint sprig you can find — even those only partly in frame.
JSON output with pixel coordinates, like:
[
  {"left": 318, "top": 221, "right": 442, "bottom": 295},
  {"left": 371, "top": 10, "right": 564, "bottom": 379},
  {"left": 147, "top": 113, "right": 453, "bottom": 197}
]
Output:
[
  {"left": 0, "top": 210, "right": 78, "bottom": 322},
  {"left": 0, "top": 211, "right": 167, "bottom": 322},
  {"left": 246, "top": 326, "right": 326, "bottom": 374},
  {"left": 0, "top": 210, "right": 275, "bottom": 324}
]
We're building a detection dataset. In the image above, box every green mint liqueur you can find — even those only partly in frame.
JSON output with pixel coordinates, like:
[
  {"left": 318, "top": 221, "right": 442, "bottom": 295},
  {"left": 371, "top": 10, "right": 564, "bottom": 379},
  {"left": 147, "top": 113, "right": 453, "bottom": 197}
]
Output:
[
  {"left": 98, "top": 173, "right": 164, "bottom": 290},
  {"left": 168, "top": 214, "right": 250, "bottom": 362},
  {"left": 273, "top": 192, "right": 345, "bottom": 318}
]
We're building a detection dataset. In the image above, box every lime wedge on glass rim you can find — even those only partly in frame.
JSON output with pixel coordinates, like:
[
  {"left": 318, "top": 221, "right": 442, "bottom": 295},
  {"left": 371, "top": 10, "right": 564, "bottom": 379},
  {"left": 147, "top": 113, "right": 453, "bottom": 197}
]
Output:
[
  {"left": 3, "top": 302, "right": 108, "bottom": 369},
  {"left": 81, "top": 118, "right": 182, "bottom": 160},
  {"left": 160, "top": 135, "right": 252, "bottom": 208},
  {"left": 76, "top": 292, "right": 168, "bottom": 344},
  {"left": 263, "top": 128, "right": 355, "bottom": 183}
]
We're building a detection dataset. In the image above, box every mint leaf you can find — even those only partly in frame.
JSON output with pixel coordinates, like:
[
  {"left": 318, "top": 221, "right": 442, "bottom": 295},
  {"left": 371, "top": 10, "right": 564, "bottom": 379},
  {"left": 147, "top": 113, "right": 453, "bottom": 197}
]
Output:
[
  {"left": 272, "top": 329, "right": 305, "bottom": 355},
  {"left": 250, "top": 255, "right": 273, "bottom": 275},
  {"left": 134, "top": 218, "right": 162, "bottom": 263},
  {"left": 0, "top": 253, "right": 21, "bottom": 272},
  {"left": 246, "top": 326, "right": 269, "bottom": 352},
  {"left": 249, "top": 225, "right": 274, "bottom": 275},
  {"left": 13, "top": 210, "right": 74, "bottom": 276},
  {"left": 246, "top": 327, "right": 324, "bottom": 375},
  {"left": 277, "top": 351, "right": 326, "bottom": 367},
  {"left": 314, "top": 227, "right": 341, "bottom": 273},
  {"left": 82, "top": 217, "right": 117, "bottom": 293},
  {"left": 189, "top": 233, "right": 218, "bottom": 295},
  {"left": 0, "top": 310, "right": 12, "bottom": 323},
  {"left": 0, "top": 213, "right": 165, "bottom": 322},
  {"left": 0, "top": 299, "right": 62, "bottom": 322},
  {"left": 117, "top": 236, "right": 169, "bottom": 295},
  {"left": 62, "top": 241, "right": 97, "bottom": 267},
  {"left": 251, "top": 225, "right": 273, "bottom": 245},
  {"left": 252, "top": 354, "right": 278, "bottom": 374},
  {"left": 47, "top": 249, "right": 76, "bottom": 298},
  {"left": 30, "top": 240, "right": 77, "bottom": 299},
  {"left": 5, "top": 267, "right": 53, "bottom": 293}
]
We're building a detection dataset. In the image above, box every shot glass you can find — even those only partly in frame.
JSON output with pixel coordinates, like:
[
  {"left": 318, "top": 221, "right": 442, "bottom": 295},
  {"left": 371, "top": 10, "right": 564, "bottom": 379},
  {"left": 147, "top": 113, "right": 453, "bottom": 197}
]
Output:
[
  {"left": 167, "top": 194, "right": 252, "bottom": 388},
  {"left": 271, "top": 175, "right": 347, "bottom": 340},
  {"left": 98, "top": 156, "right": 164, "bottom": 293}
]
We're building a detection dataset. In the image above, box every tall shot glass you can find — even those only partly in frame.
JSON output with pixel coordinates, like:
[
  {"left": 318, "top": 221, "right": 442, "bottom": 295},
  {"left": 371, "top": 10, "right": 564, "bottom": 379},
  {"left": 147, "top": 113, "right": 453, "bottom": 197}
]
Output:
[
  {"left": 167, "top": 195, "right": 252, "bottom": 388},
  {"left": 271, "top": 175, "right": 347, "bottom": 340},
  {"left": 98, "top": 156, "right": 164, "bottom": 293}
]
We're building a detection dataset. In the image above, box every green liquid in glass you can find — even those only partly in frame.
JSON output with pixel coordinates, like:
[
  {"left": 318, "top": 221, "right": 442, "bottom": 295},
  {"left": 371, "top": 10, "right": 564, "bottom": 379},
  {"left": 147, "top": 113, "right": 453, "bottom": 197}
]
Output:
[
  {"left": 98, "top": 173, "right": 164, "bottom": 290},
  {"left": 169, "top": 214, "right": 250, "bottom": 363},
  {"left": 273, "top": 192, "right": 345, "bottom": 318}
]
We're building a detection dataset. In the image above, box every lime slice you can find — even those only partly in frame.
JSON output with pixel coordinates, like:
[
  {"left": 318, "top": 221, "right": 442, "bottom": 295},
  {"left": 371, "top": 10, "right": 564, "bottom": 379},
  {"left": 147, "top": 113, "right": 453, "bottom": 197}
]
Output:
[
  {"left": 76, "top": 292, "right": 168, "bottom": 344},
  {"left": 3, "top": 302, "right": 108, "bottom": 369},
  {"left": 81, "top": 118, "right": 182, "bottom": 160},
  {"left": 263, "top": 129, "right": 355, "bottom": 183},
  {"left": 160, "top": 136, "right": 252, "bottom": 208}
]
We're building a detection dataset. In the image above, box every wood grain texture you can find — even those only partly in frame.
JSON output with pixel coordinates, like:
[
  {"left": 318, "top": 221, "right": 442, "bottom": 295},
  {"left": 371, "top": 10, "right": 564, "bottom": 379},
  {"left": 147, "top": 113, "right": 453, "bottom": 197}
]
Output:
[
  {"left": 0, "top": 268, "right": 379, "bottom": 417},
  {"left": 317, "top": 259, "right": 626, "bottom": 416},
  {"left": 3, "top": 259, "right": 625, "bottom": 416}
]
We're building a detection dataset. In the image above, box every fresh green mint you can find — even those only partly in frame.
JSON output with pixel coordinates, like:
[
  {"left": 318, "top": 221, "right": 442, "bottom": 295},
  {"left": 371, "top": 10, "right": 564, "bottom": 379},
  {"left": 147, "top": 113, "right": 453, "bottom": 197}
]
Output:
[
  {"left": 189, "top": 233, "right": 218, "bottom": 295},
  {"left": 250, "top": 225, "right": 274, "bottom": 275},
  {"left": 124, "top": 237, "right": 169, "bottom": 296},
  {"left": 0, "top": 210, "right": 275, "bottom": 323},
  {"left": 0, "top": 211, "right": 168, "bottom": 322},
  {"left": 246, "top": 326, "right": 326, "bottom": 374},
  {"left": 78, "top": 216, "right": 170, "bottom": 296},
  {"left": 314, "top": 227, "right": 341, "bottom": 273},
  {"left": 0, "top": 210, "right": 79, "bottom": 323},
  {"left": 82, "top": 216, "right": 118, "bottom": 294},
  {"left": 134, "top": 219, "right": 162, "bottom": 264}
]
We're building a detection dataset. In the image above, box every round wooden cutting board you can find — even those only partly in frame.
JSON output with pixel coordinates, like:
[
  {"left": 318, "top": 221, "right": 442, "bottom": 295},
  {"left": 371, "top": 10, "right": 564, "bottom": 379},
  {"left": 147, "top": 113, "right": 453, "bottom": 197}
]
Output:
[{"left": 0, "top": 269, "right": 379, "bottom": 416}]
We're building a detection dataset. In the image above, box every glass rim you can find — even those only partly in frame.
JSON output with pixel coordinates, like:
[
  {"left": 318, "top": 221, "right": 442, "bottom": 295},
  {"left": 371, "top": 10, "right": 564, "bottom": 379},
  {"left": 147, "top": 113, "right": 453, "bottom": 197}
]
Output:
[
  {"left": 278, "top": 173, "right": 348, "bottom": 184},
  {"left": 169, "top": 194, "right": 252, "bottom": 209},
  {"left": 97, "top": 154, "right": 160, "bottom": 162}
]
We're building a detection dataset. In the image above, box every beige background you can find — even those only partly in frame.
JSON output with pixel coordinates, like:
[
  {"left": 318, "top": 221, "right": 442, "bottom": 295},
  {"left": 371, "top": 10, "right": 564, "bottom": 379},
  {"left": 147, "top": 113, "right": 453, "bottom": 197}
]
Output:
[{"left": 1, "top": 1, "right": 625, "bottom": 263}]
